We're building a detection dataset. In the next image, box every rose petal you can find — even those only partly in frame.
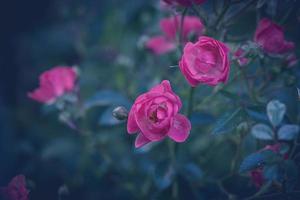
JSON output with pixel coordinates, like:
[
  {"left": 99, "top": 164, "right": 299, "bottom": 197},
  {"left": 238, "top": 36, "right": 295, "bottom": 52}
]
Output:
[
  {"left": 127, "top": 106, "right": 139, "bottom": 134},
  {"left": 135, "top": 133, "right": 151, "bottom": 148},
  {"left": 168, "top": 114, "right": 191, "bottom": 142}
]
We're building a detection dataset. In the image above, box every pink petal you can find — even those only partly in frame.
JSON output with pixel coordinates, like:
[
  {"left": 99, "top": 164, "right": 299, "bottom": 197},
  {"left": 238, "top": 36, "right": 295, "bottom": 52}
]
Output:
[
  {"left": 127, "top": 106, "right": 139, "bottom": 134},
  {"left": 160, "top": 16, "right": 179, "bottom": 40},
  {"left": 168, "top": 114, "right": 191, "bottom": 142},
  {"left": 135, "top": 133, "right": 151, "bottom": 148},
  {"left": 145, "top": 36, "right": 176, "bottom": 55}
]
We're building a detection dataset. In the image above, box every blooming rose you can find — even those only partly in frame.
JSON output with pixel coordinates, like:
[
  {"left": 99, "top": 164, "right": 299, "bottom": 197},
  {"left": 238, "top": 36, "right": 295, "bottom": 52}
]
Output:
[
  {"left": 163, "top": 0, "right": 206, "bottom": 7},
  {"left": 254, "top": 18, "right": 295, "bottom": 54},
  {"left": 0, "top": 175, "right": 29, "bottom": 200},
  {"left": 28, "top": 66, "right": 77, "bottom": 104},
  {"left": 146, "top": 15, "right": 204, "bottom": 55},
  {"left": 179, "top": 36, "right": 230, "bottom": 86},
  {"left": 127, "top": 80, "right": 191, "bottom": 148}
]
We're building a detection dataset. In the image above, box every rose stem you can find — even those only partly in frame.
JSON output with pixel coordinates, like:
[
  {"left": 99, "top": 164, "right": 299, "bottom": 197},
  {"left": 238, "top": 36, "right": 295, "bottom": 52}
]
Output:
[{"left": 187, "top": 87, "right": 195, "bottom": 118}]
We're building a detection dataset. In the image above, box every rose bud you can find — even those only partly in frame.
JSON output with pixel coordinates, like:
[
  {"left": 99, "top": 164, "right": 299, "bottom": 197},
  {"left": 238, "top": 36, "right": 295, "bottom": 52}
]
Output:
[
  {"left": 112, "top": 106, "right": 129, "bottom": 121},
  {"left": 179, "top": 36, "right": 230, "bottom": 87},
  {"left": 28, "top": 66, "right": 77, "bottom": 104},
  {"left": 254, "top": 18, "right": 295, "bottom": 55},
  {"left": 127, "top": 80, "right": 191, "bottom": 148}
]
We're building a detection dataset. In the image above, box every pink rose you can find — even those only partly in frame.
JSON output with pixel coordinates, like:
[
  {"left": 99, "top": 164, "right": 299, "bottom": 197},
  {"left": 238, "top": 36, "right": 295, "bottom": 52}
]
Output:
[
  {"left": 127, "top": 80, "right": 191, "bottom": 148},
  {"left": 254, "top": 18, "right": 295, "bottom": 54},
  {"left": 0, "top": 175, "right": 29, "bottom": 200},
  {"left": 146, "top": 15, "right": 204, "bottom": 55},
  {"left": 179, "top": 36, "right": 230, "bottom": 86},
  {"left": 163, "top": 0, "right": 206, "bottom": 7},
  {"left": 28, "top": 66, "right": 77, "bottom": 104}
]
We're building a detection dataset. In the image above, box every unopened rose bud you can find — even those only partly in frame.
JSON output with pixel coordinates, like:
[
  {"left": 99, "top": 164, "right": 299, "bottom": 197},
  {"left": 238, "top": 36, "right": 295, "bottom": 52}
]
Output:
[{"left": 112, "top": 106, "right": 128, "bottom": 120}]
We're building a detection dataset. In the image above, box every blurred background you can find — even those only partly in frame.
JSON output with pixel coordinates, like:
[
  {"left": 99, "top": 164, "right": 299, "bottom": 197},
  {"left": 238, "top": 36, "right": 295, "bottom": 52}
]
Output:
[{"left": 0, "top": 0, "right": 300, "bottom": 199}]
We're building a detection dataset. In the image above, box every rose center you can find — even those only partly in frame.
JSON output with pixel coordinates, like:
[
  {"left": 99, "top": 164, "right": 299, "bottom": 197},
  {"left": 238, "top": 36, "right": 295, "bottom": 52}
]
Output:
[{"left": 148, "top": 103, "right": 168, "bottom": 123}]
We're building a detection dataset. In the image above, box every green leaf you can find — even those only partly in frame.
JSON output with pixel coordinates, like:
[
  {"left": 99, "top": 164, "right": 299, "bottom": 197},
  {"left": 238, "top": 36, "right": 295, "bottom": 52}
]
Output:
[
  {"left": 278, "top": 124, "right": 300, "bottom": 141},
  {"left": 211, "top": 108, "right": 243, "bottom": 135},
  {"left": 267, "top": 100, "right": 286, "bottom": 127},
  {"left": 251, "top": 124, "right": 274, "bottom": 140}
]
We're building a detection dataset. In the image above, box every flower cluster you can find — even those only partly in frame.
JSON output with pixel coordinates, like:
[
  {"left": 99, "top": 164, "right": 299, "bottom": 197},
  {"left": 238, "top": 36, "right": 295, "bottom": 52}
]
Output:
[{"left": 146, "top": 15, "right": 204, "bottom": 54}]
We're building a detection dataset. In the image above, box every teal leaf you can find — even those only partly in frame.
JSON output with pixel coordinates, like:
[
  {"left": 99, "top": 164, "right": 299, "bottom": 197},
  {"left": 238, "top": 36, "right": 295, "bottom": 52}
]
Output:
[
  {"left": 251, "top": 124, "right": 274, "bottom": 140},
  {"left": 239, "top": 152, "right": 265, "bottom": 173},
  {"left": 267, "top": 100, "right": 286, "bottom": 127},
  {"left": 180, "top": 163, "right": 203, "bottom": 183},
  {"left": 278, "top": 124, "right": 300, "bottom": 141},
  {"left": 245, "top": 107, "right": 268, "bottom": 123},
  {"left": 152, "top": 161, "right": 175, "bottom": 190},
  {"left": 211, "top": 108, "right": 242, "bottom": 135},
  {"left": 239, "top": 150, "right": 278, "bottom": 173},
  {"left": 263, "top": 165, "right": 280, "bottom": 181}
]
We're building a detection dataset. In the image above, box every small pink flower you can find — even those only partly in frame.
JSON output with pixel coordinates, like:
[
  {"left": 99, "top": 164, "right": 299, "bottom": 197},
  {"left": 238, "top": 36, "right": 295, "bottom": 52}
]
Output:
[
  {"left": 234, "top": 48, "right": 249, "bottom": 66},
  {"left": 146, "top": 15, "right": 204, "bottom": 55},
  {"left": 0, "top": 175, "right": 29, "bottom": 200},
  {"left": 28, "top": 66, "right": 77, "bottom": 104},
  {"left": 163, "top": 0, "right": 206, "bottom": 7},
  {"left": 179, "top": 36, "right": 230, "bottom": 87},
  {"left": 127, "top": 80, "right": 191, "bottom": 148},
  {"left": 145, "top": 36, "right": 176, "bottom": 55},
  {"left": 254, "top": 18, "right": 295, "bottom": 54}
]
